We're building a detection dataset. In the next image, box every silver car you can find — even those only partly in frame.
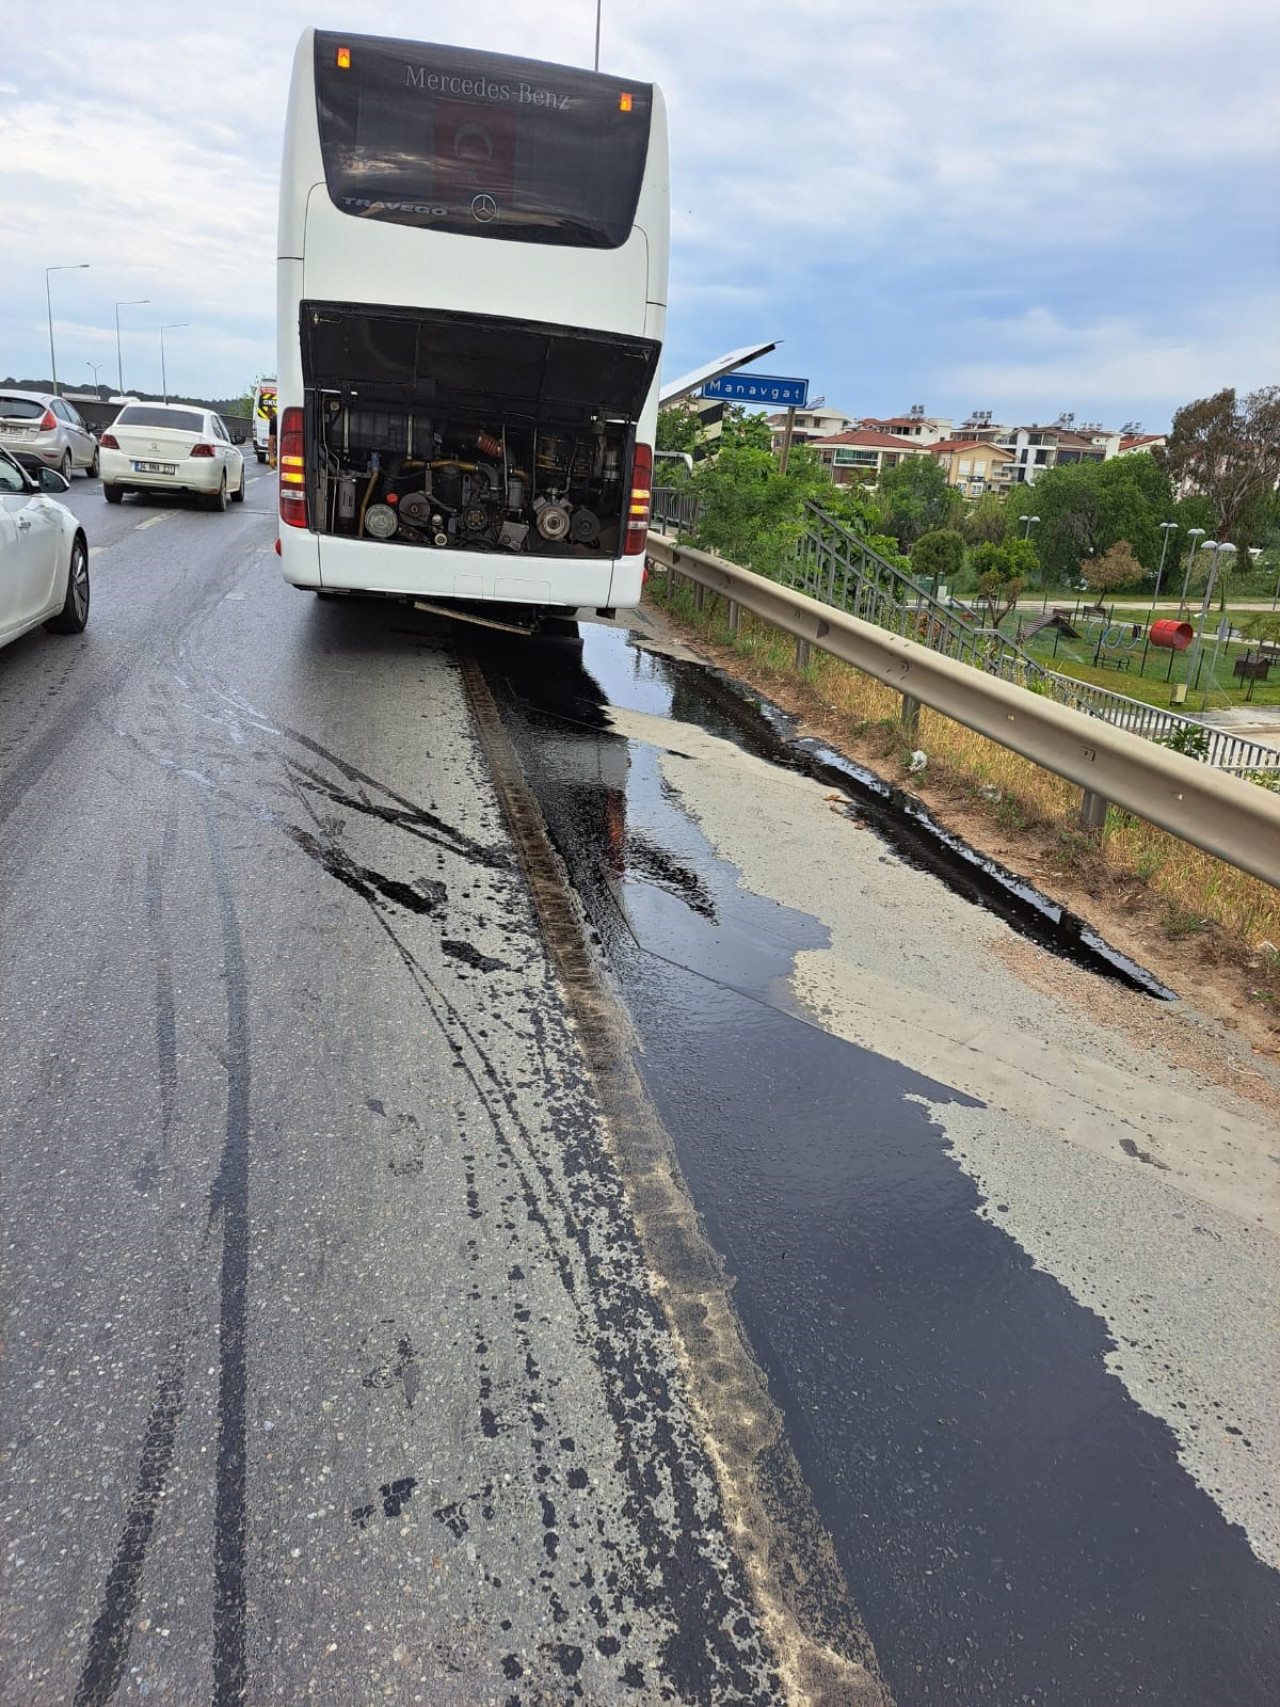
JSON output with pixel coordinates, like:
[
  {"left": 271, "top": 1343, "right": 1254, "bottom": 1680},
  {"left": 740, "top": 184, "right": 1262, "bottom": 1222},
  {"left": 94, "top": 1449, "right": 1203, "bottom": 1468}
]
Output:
[{"left": 0, "top": 390, "right": 99, "bottom": 480}]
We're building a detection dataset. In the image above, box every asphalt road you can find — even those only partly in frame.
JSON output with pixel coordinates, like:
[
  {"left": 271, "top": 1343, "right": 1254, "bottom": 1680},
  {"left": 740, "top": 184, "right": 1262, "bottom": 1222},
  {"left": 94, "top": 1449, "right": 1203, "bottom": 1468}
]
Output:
[
  {"left": 0, "top": 476, "right": 794, "bottom": 1706},
  {"left": 3, "top": 475, "right": 1279, "bottom": 1706}
]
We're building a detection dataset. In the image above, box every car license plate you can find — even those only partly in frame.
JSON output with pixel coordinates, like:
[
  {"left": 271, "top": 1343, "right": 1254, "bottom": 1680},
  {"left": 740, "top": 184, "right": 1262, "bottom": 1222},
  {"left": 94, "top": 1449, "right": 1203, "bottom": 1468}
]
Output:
[{"left": 134, "top": 460, "right": 176, "bottom": 474}]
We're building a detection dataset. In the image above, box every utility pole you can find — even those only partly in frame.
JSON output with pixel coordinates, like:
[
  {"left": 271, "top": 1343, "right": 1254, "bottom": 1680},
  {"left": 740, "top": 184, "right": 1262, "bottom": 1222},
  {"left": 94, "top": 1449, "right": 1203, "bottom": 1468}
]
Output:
[
  {"left": 777, "top": 405, "right": 797, "bottom": 476},
  {"left": 115, "top": 300, "right": 150, "bottom": 395}
]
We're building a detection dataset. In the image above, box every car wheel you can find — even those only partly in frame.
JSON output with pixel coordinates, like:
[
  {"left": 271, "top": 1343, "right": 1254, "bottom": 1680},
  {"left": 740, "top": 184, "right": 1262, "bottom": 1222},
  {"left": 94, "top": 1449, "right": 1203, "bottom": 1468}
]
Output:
[
  {"left": 89, "top": 446, "right": 100, "bottom": 478},
  {"left": 103, "top": 483, "right": 124, "bottom": 504},
  {"left": 60, "top": 450, "right": 73, "bottom": 480},
  {"left": 232, "top": 466, "right": 246, "bottom": 502},
  {"left": 255, "top": 449, "right": 266, "bottom": 464},
  {"left": 208, "top": 473, "right": 228, "bottom": 513},
  {"left": 44, "top": 536, "right": 90, "bottom": 634}
]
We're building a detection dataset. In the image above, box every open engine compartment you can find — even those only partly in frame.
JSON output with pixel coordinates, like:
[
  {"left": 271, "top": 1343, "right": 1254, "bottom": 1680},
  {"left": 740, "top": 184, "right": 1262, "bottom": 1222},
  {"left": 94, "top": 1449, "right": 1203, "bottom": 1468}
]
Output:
[{"left": 301, "top": 303, "right": 659, "bottom": 560}]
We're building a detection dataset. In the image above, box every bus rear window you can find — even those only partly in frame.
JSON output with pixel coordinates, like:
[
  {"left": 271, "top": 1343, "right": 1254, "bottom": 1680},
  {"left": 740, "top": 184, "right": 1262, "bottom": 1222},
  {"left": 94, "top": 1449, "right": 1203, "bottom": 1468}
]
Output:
[{"left": 314, "top": 32, "right": 652, "bottom": 249}]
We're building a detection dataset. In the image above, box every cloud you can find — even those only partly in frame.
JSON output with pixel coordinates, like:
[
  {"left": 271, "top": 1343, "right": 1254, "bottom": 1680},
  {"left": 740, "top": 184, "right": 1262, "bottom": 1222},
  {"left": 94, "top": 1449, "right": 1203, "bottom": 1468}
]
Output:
[
  {"left": 1, "top": 0, "right": 1276, "bottom": 423},
  {"left": 944, "top": 297, "right": 1280, "bottom": 419}
]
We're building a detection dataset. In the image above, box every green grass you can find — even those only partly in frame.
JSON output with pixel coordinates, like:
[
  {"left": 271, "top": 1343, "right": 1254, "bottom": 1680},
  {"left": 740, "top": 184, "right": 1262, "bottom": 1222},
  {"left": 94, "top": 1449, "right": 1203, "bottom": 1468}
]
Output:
[{"left": 1004, "top": 611, "right": 1280, "bottom": 711}]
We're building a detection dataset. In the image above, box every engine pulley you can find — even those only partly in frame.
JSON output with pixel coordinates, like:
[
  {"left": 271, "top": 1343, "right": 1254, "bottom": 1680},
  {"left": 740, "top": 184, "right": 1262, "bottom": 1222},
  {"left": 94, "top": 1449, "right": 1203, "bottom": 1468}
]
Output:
[
  {"left": 569, "top": 507, "right": 601, "bottom": 545},
  {"left": 534, "top": 500, "right": 572, "bottom": 542},
  {"left": 398, "top": 490, "right": 434, "bottom": 526}
]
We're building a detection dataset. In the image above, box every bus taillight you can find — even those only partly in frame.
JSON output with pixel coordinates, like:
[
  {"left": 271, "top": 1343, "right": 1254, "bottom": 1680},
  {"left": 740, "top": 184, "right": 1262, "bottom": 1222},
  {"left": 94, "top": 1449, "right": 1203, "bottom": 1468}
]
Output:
[
  {"left": 278, "top": 407, "right": 307, "bottom": 528},
  {"left": 624, "top": 443, "right": 652, "bottom": 556}
]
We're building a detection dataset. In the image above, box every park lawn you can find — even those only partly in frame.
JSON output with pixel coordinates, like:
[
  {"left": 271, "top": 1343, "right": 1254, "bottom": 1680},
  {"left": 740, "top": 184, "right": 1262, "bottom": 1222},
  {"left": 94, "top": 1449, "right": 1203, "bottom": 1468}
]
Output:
[{"left": 1018, "top": 622, "right": 1280, "bottom": 711}]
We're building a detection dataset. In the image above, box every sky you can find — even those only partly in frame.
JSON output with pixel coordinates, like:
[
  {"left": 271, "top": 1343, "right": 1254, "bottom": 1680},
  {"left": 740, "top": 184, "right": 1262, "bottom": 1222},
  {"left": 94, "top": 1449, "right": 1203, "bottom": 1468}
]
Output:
[{"left": 3, "top": 0, "right": 1277, "bottom": 431}]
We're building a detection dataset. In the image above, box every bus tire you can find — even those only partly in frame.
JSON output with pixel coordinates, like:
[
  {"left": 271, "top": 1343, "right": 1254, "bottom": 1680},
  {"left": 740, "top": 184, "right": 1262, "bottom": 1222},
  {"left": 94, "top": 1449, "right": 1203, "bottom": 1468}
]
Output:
[{"left": 256, "top": 449, "right": 266, "bottom": 463}]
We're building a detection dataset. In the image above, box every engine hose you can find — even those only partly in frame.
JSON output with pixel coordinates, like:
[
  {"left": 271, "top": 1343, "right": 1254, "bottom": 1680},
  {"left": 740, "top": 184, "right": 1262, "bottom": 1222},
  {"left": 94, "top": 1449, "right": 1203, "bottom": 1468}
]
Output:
[
  {"left": 357, "top": 469, "right": 379, "bottom": 536},
  {"left": 475, "top": 430, "right": 503, "bottom": 458},
  {"left": 430, "top": 459, "right": 478, "bottom": 473}
]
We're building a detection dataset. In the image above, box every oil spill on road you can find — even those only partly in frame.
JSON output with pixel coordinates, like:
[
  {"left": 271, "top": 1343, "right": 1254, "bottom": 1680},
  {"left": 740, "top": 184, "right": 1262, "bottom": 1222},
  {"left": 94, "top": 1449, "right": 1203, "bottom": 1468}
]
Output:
[
  {"left": 477, "top": 619, "right": 1279, "bottom": 1707},
  {"left": 441, "top": 939, "right": 510, "bottom": 972},
  {"left": 622, "top": 630, "right": 1171, "bottom": 999}
]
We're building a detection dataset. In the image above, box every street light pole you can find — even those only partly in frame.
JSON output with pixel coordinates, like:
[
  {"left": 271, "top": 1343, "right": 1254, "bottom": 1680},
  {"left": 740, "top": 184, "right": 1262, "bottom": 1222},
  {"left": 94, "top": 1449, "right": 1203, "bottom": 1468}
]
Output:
[
  {"left": 86, "top": 361, "right": 104, "bottom": 398},
  {"left": 45, "top": 264, "right": 90, "bottom": 397},
  {"left": 1147, "top": 520, "right": 1179, "bottom": 621},
  {"left": 159, "top": 324, "right": 189, "bottom": 405},
  {"left": 114, "top": 300, "right": 150, "bottom": 395},
  {"left": 594, "top": 0, "right": 602, "bottom": 69},
  {"left": 1184, "top": 542, "right": 1236, "bottom": 710},
  {"left": 1178, "top": 527, "right": 1206, "bottom": 613}
]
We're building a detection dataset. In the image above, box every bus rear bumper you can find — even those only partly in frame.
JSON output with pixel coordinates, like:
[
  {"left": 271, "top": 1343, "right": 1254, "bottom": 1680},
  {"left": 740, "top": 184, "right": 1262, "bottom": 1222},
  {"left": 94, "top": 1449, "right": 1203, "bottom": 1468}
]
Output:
[{"left": 280, "top": 531, "right": 644, "bottom": 611}]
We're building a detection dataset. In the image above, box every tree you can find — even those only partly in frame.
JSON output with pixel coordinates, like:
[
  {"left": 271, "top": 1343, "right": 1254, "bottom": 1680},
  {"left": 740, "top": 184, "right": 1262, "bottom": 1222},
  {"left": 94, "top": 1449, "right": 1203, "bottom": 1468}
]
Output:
[
  {"left": 959, "top": 490, "right": 1009, "bottom": 546},
  {"left": 1081, "top": 540, "right": 1145, "bottom": 596},
  {"left": 1028, "top": 452, "right": 1175, "bottom": 588},
  {"left": 876, "top": 454, "right": 965, "bottom": 547},
  {"left": 685, "top": 445, "right": 811, "bottom": 577},
  {"left": 657, "top": 401, "right": 703, "bottom": 455},
  {"left": 1240, "top": 610, "right": 1280, "bottom": 650},
  {"left": 722, "top": 404, "right": 774, "bottom": 452},
  {"left": 970, "top": 541, "right": 1025, "bottom": 628},
  {"left": 912, "top": 529, "right": 965, "bottom": 590},
  {"left": 1162, "top": 385, "right": 1280, "bottom": 548}
]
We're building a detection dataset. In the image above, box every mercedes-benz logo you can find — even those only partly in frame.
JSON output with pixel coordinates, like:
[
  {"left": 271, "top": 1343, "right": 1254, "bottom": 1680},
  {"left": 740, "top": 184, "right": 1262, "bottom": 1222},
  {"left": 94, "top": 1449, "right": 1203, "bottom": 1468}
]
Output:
[{"left": 470, "top": 193, "right": 499, "bottom": 224}]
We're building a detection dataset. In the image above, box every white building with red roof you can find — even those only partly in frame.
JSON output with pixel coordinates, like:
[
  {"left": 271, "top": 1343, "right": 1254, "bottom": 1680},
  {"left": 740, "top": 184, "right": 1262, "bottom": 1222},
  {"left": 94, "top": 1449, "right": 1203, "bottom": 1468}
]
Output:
[{"left": 809, "top": 427, "right": 923, "bottom": 484}]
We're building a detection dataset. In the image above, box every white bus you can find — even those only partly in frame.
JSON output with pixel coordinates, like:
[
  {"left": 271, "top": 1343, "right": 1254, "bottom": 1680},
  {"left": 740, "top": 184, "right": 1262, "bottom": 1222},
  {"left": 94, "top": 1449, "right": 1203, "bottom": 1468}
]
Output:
[{"left": 276, "top": 28, "right": 668, "bottom": 623}]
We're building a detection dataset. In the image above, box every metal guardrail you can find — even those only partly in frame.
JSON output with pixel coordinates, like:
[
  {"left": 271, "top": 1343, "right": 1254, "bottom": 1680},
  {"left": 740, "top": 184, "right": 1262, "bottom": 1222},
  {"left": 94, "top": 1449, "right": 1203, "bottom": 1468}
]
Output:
[
  {"left": 645, "top": 535, "right": 1280, "bottom": 889},
  {"left": 650, "top": 488, "right": 1280, "bottom": 777},
  {"left": 1036, "top": 670, "right": 1280, "bottom": 773}
]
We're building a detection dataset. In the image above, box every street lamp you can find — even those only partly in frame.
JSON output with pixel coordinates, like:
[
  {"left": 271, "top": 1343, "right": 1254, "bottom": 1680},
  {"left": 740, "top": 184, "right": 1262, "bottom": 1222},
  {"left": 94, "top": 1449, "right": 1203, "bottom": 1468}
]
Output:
[
  {"left": 594, "top": 0, "right": 602, "bottom": 69},
  {"left": 1147, "top": 520, "right": 1179, "bottom": 620},
  {"left": 114, "top": 300, "right": 150, "bottom": 395},
  {"left": 86, "top": 361, "right": 105, "bottom": 397},
  {"left": 45, "top": 264, "right": 91, "bottom": 397},
  {"left": 1185, "top": 542, "right": 1237, "bottom": 710},
  {"left": 159, "top": 324, "right": 188, "bottom": 405},
  {"left": 1178, "top": 527, "right": 1206, "bottom": 612}
]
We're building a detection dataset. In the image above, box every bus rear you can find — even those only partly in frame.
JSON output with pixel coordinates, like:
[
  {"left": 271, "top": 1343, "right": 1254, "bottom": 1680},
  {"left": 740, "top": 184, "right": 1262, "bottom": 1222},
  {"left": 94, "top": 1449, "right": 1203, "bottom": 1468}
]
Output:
[{"left": 276, "top": 30, "right": 668, "bottom": 619}]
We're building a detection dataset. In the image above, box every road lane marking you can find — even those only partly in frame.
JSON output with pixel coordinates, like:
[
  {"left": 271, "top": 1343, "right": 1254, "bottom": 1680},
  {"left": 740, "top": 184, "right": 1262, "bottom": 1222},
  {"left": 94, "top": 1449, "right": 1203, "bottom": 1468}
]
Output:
[{"left": 134, "top": 515, "right": 172, "bottom": 530}]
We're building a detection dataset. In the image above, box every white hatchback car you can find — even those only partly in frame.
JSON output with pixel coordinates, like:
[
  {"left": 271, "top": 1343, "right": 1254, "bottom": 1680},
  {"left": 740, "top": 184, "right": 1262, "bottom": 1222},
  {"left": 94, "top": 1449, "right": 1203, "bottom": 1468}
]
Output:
[
  {"left": 100, "top": 403, "right": 246, "bottom": 511},
  {"left": 0, "top": 447, "right": 90, "bottom": 649}
]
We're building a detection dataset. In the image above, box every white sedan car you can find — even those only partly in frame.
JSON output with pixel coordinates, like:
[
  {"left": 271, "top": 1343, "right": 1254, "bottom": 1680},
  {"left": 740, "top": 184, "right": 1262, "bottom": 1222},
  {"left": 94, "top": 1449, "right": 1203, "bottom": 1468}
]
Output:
[
  {"left": 99, "top": 402, "right": 246, "bottom": 511},
  {"left": 0, "top": 447, "right": 90, "bottom": 650}
]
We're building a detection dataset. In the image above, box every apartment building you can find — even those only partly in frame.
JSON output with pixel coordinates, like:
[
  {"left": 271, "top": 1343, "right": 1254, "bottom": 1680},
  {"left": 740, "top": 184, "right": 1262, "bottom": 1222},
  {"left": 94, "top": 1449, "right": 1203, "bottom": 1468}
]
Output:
[
  {"left": 765, "top": 403, "right": 857, "bottom": 454},
  {"left": 857, "top": 403, "right": 953, "bottom": 445},
  {"left": 809, "top": 428, "right": 920, "bottom": 484},
  {"left": 927, "top": 438, "right": 1016, "bottom": 495},
  {"left": 1004, "top": 416, "right": 1121, "bottom": 484}
]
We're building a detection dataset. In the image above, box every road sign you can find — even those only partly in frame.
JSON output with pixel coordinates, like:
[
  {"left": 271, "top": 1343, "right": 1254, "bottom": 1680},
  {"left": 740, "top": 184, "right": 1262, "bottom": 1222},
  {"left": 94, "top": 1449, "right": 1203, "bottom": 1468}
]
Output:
[{"left": 701, "top": 373, "right": 809, "bottom": 408}]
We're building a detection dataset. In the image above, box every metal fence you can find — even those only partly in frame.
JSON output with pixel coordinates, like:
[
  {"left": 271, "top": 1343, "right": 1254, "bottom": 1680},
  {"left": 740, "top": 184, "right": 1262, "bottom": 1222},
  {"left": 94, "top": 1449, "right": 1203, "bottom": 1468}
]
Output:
[{"left": 650, "top": 488, "right": 1280, "bottom": 777}]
